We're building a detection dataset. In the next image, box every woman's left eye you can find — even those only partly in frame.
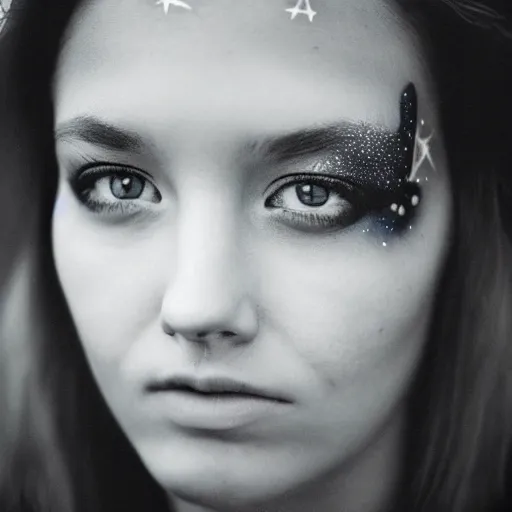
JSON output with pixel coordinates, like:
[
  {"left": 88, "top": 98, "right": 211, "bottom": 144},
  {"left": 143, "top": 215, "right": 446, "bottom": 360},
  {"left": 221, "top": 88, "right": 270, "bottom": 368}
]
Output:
[
  {"left": 71, "top": 165, "right": 162, "bottom": 215},
  {"left": 264, "top": 175, "right": 363, "bottom": 232}
]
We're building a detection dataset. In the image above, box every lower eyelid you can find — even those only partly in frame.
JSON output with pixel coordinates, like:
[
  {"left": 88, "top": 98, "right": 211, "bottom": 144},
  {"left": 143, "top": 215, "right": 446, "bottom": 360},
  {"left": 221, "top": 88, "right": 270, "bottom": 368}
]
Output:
[{"left": 275, "top": 209, "right": 360, "bottom": 233}]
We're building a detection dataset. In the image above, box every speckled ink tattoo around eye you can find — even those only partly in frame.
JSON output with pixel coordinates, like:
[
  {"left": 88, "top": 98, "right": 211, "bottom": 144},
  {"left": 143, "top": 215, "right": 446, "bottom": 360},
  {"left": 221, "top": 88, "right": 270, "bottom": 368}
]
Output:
[
  {"left": 264, "top": 82, "right": 434, "bottom": 242},
  {"left": 371, "top": 82, "right": 424, "bottom": 239}
]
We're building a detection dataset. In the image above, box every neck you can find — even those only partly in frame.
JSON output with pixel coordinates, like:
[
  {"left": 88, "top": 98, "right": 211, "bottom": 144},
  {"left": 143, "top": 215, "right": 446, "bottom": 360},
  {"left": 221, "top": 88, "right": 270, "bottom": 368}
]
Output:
[{"left": 171, "top": 411, "right": 406, "bottom": 512}]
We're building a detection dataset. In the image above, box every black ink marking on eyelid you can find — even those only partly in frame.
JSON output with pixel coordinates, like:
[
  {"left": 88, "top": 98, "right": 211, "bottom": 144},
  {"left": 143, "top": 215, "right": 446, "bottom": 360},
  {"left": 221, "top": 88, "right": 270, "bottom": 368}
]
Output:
[
  {"left": 311, "top": 83, "right": 417, "bottom": 197},
  {"left": 264, "top": 83, "right": 419, "bottom": 204},
  {"left": 263, "top": 83, "right": 423, "bottom": 240},
  {"left": 257, "top": 84, "right": 418, "bottom": 200}
]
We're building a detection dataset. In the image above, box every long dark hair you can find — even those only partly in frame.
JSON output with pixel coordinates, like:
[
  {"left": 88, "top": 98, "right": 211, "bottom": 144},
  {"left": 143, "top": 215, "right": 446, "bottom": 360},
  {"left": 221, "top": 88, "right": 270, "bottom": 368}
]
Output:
[{"left": 1, "top": 1, "right": 512, "bottom": 511}]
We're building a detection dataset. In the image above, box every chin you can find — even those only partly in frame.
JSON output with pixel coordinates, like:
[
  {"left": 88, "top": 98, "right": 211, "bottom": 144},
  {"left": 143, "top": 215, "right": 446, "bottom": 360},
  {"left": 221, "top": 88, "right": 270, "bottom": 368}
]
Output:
[
  {"left": 163, "top": 473, "right": 295, "bottom": 512},
  {"left": 144, "top": 452, "right": 299, "bottom": 512},
  {"left": 170, "top": 484, "right": 273, "bottom": 512}
]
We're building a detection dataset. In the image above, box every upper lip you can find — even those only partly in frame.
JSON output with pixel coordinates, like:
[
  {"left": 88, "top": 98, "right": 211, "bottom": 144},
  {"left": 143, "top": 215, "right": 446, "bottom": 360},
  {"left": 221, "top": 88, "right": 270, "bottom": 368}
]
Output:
[{"left": 145, "top": 375, "right": 293, "bottom": 403}]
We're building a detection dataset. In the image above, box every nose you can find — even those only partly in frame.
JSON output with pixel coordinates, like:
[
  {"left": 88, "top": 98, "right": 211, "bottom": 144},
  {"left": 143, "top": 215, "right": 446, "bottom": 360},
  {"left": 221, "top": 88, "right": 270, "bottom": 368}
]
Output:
[{"left": 159, "top": 198, "right": 258, "bottom": 349}]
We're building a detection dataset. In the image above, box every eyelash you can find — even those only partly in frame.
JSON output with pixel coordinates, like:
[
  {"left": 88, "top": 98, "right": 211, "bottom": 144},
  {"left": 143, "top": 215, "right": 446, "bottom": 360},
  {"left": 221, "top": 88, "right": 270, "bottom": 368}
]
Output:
[
  {"left": 68, "top": 164, "right": 392, "bottom": 233},
  {"left": 69, "top": 164, "right": 162, "bottom": 215}
]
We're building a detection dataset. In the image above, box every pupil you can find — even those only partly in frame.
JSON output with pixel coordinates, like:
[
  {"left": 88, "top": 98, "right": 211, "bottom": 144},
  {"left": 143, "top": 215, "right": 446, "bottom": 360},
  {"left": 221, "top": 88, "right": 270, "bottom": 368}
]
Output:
[
  {"left": 111, "top": 175, "right": 144, "bottom": 199},
  {"left": 296, "top": 183, "right": 329, "bottom": 206}
]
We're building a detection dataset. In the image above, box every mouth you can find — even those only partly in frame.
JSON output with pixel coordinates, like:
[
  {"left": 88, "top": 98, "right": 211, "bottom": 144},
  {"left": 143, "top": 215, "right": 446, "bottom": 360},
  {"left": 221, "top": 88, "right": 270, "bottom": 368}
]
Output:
[
  {"left": 144, "top": 375, "right": 293, "bottom": 430},
  {"left": 145, "top": 376, "right": 292, "bottom": 404}
]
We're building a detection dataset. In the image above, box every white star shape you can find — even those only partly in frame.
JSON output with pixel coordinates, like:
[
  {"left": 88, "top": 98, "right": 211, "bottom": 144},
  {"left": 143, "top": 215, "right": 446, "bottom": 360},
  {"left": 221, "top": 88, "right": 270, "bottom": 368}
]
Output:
[
  {"left": 409, "top": 125, "right": 435, "bottom": 182},
  {"left": 156, "top": 0, "right": 192, "bottom": 14},
  {"left": 286, "top": 0, "right": 317, "bottom": 22}
]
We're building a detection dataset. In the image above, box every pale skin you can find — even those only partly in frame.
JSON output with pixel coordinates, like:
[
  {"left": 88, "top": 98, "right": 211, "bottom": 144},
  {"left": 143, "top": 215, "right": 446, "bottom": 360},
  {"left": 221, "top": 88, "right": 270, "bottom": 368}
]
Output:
[{"left": 52, "top": 1, "right": 452, "bottom": 511}]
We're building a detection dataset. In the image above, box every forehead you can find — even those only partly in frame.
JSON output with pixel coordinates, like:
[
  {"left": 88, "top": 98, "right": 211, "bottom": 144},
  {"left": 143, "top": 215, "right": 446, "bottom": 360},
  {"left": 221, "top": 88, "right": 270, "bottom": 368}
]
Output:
[{"left": 55, "top": 0, "right": 430, "bottom": 131}]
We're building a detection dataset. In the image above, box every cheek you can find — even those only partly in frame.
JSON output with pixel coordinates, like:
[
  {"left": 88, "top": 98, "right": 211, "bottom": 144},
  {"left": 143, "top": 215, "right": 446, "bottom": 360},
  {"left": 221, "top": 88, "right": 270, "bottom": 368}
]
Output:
[
  {"left": 253, "top": 165, "right": 451, "bottom": 394},
  {"left": 251, "top": 235, "right": 441, "bottom": 457},
  {"left": 51, "top": 208, "right": 170, "bottom": 366},
  {"left": 256, "top": 234, "right": 439, "bottom": 400}
]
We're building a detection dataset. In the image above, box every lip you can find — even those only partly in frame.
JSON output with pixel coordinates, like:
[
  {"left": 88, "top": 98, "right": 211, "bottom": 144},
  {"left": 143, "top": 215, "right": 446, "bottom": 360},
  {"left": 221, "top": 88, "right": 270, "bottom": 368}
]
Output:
[{"left": 145, "top": 375, "right": 293, "bottom": 430}]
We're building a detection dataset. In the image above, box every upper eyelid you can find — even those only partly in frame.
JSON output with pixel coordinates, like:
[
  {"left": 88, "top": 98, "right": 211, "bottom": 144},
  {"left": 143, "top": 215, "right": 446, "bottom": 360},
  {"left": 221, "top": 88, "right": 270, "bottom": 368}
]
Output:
[
  {"left": 69, "top": 163, "right": 162, "bottom": 198},
  {"left": 264, "top": 172, "right": 357, "bottom": 196},
  {"left": 69, "top": 162, "right": 157, "bottom": 186}
]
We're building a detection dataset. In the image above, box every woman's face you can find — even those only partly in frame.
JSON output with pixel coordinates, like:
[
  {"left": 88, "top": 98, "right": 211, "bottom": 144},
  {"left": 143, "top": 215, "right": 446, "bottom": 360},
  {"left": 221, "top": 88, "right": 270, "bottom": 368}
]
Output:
[{"left": 53, "top": 1, "right": 451, "bottom": 510}]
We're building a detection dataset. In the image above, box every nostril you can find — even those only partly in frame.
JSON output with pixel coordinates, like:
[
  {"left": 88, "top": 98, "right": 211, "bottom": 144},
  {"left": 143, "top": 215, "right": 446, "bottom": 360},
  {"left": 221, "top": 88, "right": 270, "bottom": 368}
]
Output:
[
  {"left": 162, "top": 323, "right": 176, "bottom": 337},
  {"left": 220, "top": 330, "right": 237, "bottom": 338},
  {"left": 197, "top": 330, "right": 237, "bottom": 339}
]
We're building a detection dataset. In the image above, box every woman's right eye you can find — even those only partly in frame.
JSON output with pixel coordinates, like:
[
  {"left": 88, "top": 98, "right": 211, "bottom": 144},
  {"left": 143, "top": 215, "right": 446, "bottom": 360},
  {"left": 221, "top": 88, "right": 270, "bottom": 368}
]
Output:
[{"left": 71, "top": 165, "right": 162, "bottom": 215}]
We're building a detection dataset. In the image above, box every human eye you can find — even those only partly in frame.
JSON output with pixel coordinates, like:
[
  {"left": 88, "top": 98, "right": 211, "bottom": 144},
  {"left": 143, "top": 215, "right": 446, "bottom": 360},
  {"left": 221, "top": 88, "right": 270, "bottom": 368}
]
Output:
[
  {"left": 264, "top": 173, "right": 365, "bottom": 233},
  {"left": 69, "top": 163, "right": 162, "bottom": 217}
]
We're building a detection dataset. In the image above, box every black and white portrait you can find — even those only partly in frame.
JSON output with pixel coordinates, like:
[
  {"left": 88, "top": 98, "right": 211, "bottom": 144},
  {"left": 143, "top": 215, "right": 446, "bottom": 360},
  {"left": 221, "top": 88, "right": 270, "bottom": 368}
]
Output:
[{"left": 1, "top": 1, "right": 512, "bottom": 511}]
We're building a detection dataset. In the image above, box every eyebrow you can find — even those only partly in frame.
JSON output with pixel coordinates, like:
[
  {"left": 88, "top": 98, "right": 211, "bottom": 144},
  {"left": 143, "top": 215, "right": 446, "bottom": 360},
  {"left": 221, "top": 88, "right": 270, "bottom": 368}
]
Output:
[
  {"left": 54, "top": 116, "right": 145, "bottom": 152},
  {"left": 54, "top": 116, "right": 395, "bottom": 164},
  {"left": 253, "top": 122, "right": 393, "bottom": 164}
]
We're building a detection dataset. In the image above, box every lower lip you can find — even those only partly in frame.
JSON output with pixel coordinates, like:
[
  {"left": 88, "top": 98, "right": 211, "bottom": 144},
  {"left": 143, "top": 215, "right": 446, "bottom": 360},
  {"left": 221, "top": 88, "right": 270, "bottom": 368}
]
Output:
[{"left": 150, "top": 390, "right": 290, "bottom": 430}]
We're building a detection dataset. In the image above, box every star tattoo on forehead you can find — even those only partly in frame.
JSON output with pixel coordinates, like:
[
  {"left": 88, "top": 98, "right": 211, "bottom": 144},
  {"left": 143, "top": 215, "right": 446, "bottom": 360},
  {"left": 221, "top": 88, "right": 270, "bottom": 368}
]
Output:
[
  {"left": 156, "top": 0, "right": 192, "bottom": 14},
  {"left": 286, "top": 0, "right": 317, "bottom": 22},
  {"left": 154, "top": 0, "right": 319, "bottom": 21}
]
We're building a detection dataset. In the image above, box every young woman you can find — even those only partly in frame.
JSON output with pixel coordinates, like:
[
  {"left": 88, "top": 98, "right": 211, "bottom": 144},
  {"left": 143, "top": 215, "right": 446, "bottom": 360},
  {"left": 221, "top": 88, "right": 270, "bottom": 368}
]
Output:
[{"left": 1, "top": 1, "right": 512, "bottom": 511}]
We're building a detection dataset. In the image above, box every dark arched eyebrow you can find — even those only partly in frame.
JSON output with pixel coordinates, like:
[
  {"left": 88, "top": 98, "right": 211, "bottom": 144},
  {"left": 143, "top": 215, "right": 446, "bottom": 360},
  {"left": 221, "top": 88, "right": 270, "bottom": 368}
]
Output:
[
  {"left": 254, "top": 123, "right": 392, "bottom": 163},
  {"left": 54, "top": 114, "right": 390, "bottom": 163},
  {"left": 54, "top": 82, "right": 415, "bottom": 169},
  {"left": 54, "top": 116, "right": 145, "bottom": 152}
]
